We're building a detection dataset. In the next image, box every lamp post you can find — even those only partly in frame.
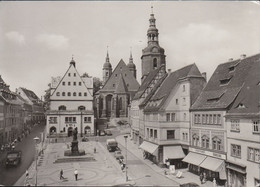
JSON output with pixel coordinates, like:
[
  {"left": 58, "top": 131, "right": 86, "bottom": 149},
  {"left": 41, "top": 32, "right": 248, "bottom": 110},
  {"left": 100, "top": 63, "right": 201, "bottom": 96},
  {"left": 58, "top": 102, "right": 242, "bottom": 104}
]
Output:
[
  {"left": 124, "top": 135, "right": 128, "bottom": 182},
  {"left": 34, "top": 136, "right": 40, "bottom": 186}
]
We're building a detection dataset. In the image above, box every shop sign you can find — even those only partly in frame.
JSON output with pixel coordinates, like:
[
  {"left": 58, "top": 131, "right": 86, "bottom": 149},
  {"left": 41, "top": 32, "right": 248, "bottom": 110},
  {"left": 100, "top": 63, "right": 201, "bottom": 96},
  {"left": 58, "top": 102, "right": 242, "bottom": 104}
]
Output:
[{"left": 189, "top": 147, "right": 226, "bottom": 160}]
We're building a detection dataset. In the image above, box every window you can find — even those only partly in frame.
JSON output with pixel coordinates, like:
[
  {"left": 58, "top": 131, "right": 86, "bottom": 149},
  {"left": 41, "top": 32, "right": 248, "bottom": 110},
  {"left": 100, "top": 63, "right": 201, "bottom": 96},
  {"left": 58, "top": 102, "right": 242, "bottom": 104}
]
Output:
[
  {"left": 192, "top": 134, "right": 199, "bottom": 146},
  {"left": 73, "top": 92, "right": 76, "bottom": 96},
  {"left": 74, "top": 73, "right": 76, "bottom": 77},
  {"left": 183, "top": 85, "right": 185, "bottom": 92},
  {"left": 194, "top": 114, "right": 201, "bottom": 124},
  {"left": 167, "top": 130, "right": 175, "bottom": 139},
  {"left": 68, "top": 92, "right": 71, "bottom": 96},
  {"left": 213, "top": 115, "right": 217, "bottom": 124},
  {"left": 220, "top": 76, "right": 232, "bottom": 85},
  {"left": 106, "top": 72, "right": 108, "bottom": 76},
  {"left": 65, "top": 117, "right": 76, "bottom": 123},
  {"left": 217, "top": 114, "right": 221, "bottom": 124},
  {"left": 184, "top": 113, "right": 186, "bottom": 121},
  {"left": 209, "top": 114, "right": 213, "bottom": 124},
  {"left": 206, "top": 114, "right": 209, "bottom": 124},
  {"left": 176, "top": 99, "right": 178, "bottom": 105},
  {"left": 84, "top": 117, "right": 92, "bottom": 123},
  {"left": 166, "top": 113, "right": 171, "bottom": 122},
  {"left": 212, "top": 137, "right": 222, "bottom": 151},
  {"left": 84, "top": 92, "right": 87, "bottom": 96},
  {"left": 56, "top": 92, "right": 60, "bottom": 96},
  {"left": 79, "top": 82, "right": 82, "bottom": 86},
  {"left": 73, "top": 82, "right": 76, "bottom": 86},
  {"left": 68, "top": 82, "right": 71, "bottom": 86},
  {"left": 183, "top": 97, "right": 186, "bottom": 105},
  {"left": 58, "top": 105, "right": 66, "bottom": 111},
  {"left": 147, "top": 128, "right": 149, "bottom": 138},
  {"left": 78, "top": 106, "right": 85, "bottom": 110},
  {"left": 248, "top": 147, "right": 260, "bottom": 162},
  {"left": 113, "top": 84, "right": 115, "bottom": 87},
  {"left": 150, "top": 129, "right": 153, "bottom": 138},
  {"left": 253, "top": 120, "right": 260, "bottom": 133},
  {"left": 231, "top": 144, "right": 241, "bottom": 158},
  {"left": 183, "top": 133, "right": 188, "bottom": 141},
  {"left": 79, "top": 92, "right": 82, "bottom": 96},
  {"left": 202, "top": 115, "right": 206, "bottom": 124},
  {"left": 115, "top": 74, "right": 117, "bottom": 77},
  {"left": 171, "top": 113, "right": 176, "bottom": 121},
  {"left": 201, "top": 135, "right": 209, "bottom": 149},
  {"left": 231, "top": 120, "right": 240, "bottom": 132},
  {"left": 153, "top": 58, "right": 157, "bottom": 69},
  {"left": 49, "top": 117, "right": 57, "bottom": 124},
  {"left": 62, "top": 92, "right": 65, "bottom": 96},
  {"left": 62, "top": 82, "right": 65, "bottom": 86},
  {"left": 68, "top": 73, "right": 71, "bottom": 77},
  {"left": 154, "top": 130, "right": 157, "bottom": 139}
]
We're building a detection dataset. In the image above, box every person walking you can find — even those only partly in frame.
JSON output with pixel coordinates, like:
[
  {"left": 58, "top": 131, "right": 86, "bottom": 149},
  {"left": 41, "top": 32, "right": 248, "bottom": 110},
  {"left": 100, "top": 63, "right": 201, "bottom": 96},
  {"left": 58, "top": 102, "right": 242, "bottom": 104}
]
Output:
[
  {"left": 74, "top": 169, "right": 78, "bottom": 181},
  {"left": 60, "top": 169, "right": 65, "bottom": 180},
  {"left": 199, "top": 172, "right": 203, "bottom": 184}
]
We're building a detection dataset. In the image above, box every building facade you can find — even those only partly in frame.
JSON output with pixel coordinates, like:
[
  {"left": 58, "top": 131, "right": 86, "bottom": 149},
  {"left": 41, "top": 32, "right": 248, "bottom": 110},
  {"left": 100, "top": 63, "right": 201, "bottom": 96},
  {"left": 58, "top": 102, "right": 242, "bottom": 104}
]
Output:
[{"left": 46, "top": 58, "right": 94, "bottom": 137}]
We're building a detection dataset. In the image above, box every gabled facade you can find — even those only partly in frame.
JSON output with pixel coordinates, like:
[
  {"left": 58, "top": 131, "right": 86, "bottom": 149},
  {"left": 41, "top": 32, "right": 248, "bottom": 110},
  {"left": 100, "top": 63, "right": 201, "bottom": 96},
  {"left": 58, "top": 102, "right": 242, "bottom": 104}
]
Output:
[
  {"left": 142, "top": 64, "right": 206, "bottom": 166},
  {"left": 224, "top": 54, "right": 260, "bottom": 187},
  {"left": 185, "top": 54, "right": 259, "bottom": 185},
  {"left": 46, "top": 58, "right": 94, "bottom": 137},
  {"left": 97, "top": 57, "right": 140, "bottom": 119}
]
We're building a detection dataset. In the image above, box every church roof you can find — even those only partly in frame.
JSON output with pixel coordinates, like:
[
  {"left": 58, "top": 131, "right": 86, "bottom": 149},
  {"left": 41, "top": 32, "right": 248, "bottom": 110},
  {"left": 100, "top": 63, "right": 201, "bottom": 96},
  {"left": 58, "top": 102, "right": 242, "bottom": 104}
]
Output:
[
  {"left": 115, "top": 74, "right": 128, "bottom": 94},
  {"left": 100, "top": 59, "right": 140, "bottom": 92},
  {"left": 191, "top": 53, "right": 260, "bottom": 111},
  {"left": 144, "top": 64, "right": 203, "bottom": 112}
]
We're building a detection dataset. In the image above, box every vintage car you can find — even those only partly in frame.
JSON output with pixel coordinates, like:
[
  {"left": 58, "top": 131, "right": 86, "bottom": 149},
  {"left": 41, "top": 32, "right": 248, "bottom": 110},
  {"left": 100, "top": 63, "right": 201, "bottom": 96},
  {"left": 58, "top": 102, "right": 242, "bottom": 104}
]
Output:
[
  {"left": 6, "top": 151, "right": 22, "bottom": 167},
  {"left": 114, "top": 150, "right": 124, "bottom": 160}
]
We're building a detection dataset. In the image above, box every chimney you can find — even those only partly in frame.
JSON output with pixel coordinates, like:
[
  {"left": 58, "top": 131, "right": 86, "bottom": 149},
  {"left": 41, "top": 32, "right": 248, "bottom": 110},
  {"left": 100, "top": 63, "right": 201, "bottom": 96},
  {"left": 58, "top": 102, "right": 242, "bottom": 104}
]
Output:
[
  {"left": 202, "top": 72, "right": 207, "bottom": 81},
  {"left": 168, "top": 69, "right": 171, "bottom": 73},
  {"left": 240, "top": 54, "right": 246, "bottom": 59},
  {"left": 228, "top": 58, "right": 233, "bottom": 62}
]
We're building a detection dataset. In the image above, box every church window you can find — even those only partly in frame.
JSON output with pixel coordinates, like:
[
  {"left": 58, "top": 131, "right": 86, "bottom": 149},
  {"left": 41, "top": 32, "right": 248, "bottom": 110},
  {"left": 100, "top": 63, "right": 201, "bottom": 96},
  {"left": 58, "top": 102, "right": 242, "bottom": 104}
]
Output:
[
  {"left": 58, "top": 105, "right": 66, "bottom": 111},
  {"left": 73, "top": 82, "right": 76, "bottom": 86},
  {"left": 153, "top": 58, "right": 157, "bottom": 69},
  {"left": 79, "top": 92, "right": 82, "bottom": 96},
  {"left": 68, "top": 92, "right": 71, "bottom": 96},
  {"left": 74, "top": 73, "right": 76, "bottom": 77},
  {"left": 73, "top": 92, "right": 76, "bottom": 96},
  {"left": 79, "top": 82, "right": 82, "bottom": 86},
  {"left": 68, "top": 82, "right": 71, "bottom": 86},
  {"left": 68, "top": 73, "right": 71, "bottom": 77},
  {"left": 62, "top": 82, "right": 65, "bottom": 86},
  {"left": 56, "top": 92, "right": 60, "bottom": 96},
  {"left": 78, "top": 106, "right": 85, "bottom": 110},
  {"left": 84, "top": 92, "right": 87, "bottom": 96},
  {"left": 62, "top": 92, "right": 65, "bottom": 96}
]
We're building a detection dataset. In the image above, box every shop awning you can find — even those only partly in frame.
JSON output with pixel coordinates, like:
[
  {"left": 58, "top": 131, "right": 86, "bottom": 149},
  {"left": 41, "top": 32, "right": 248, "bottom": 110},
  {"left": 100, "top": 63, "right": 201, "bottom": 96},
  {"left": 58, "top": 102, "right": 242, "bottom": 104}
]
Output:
[
  {"left": 200, "top": 156, "right": 226, "bottom": 180},
  {"left": 139, "top": 141, "right": 158, "bottom": 155},
  {"left": 163, "top": 145, "right": 185, "bottom": 163},
  {"left": 182, "top": 152, "right": 206, "bottom": 166}
]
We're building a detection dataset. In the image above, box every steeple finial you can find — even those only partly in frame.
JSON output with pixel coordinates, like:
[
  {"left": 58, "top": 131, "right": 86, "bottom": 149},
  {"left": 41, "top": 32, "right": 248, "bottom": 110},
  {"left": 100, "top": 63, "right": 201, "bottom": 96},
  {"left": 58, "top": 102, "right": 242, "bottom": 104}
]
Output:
[
  {"left": 129, "top": 47, "right": 133, "bottom": 63},
  {"left": 106, "top": 46, "right": 109, "bottom": 62},
  {"left": 70, "top": 54, "right": 76, "bottom": 67},
  {"left": 151, "top": 5, "right": 153, "bottom": 14}
]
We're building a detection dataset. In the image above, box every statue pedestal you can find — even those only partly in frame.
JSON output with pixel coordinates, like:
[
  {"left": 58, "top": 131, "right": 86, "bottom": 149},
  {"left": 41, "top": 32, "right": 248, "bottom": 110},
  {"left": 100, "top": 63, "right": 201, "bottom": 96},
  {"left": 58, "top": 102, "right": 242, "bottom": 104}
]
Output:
[{"left": 71, "top": 141, "right": 79, "bottom": 154}]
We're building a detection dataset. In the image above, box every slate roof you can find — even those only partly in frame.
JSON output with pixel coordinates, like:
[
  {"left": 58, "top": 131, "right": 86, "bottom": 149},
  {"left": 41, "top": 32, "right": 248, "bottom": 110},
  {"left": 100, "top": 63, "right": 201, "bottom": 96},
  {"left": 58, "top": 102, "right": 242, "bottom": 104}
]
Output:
[
  {"left": 21, "top": 87, "right": 40, "bottom": 104},
  {"left": 191, "top": 53, "right": 260, "bottom": 111},
  {"left": 100, "top": 59, "right": 140, "bottom": 93},
  {"left": 133, "top": 66, "right": 164, "bottom": 100},
  {"left": 115, "top": 74, "right": 128, "bottom": 94},
  {"left": 144, "top": 64, "right": 203, "bottom": 112}
]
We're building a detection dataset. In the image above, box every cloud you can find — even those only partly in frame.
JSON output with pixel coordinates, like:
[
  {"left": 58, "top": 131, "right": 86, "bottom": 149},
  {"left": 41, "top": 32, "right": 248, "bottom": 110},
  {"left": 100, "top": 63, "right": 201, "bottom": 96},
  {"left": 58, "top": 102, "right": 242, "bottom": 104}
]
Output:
[
  {"left": 5, "top": 31, "right": 25, "bottom": 45},
  {"left": 36, "top": 34, "right": 69, "bottom": 50}
]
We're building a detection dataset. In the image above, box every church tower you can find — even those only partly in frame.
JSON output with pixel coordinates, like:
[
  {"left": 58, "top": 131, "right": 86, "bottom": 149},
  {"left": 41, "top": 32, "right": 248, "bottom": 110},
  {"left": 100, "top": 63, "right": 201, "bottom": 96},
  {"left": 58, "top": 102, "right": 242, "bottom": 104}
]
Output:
[
  {"left": 127, "top": 50, "right": 137, "bottom": 79},
  {"left": 103, "top": 50, "right": 112, "bottom": 83},
  {"left": 141, "top": 7, "right": 166, "bottom": 81}
]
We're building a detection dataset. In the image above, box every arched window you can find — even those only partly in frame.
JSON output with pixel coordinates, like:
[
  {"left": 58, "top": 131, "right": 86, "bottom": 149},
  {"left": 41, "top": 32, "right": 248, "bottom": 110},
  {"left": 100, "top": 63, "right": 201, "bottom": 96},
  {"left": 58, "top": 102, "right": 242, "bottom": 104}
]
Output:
[
  {"left": 49, "top": 126, "right": 56, "bottom": 134},
  {"left": 153, "top": 58, "right": 157, "bottom": 69},
  {"left": 212, "top": 136, "right": 222, "bottom": 151},
  {"left": 119, "top": 97, "right": 122, "bottom": 110},
  {"left": 84, "top": 92, "right": 87, "bottom": 96},
  {"left": 68, "top": 92, "right": 71, "bottom": 96},
  {"left": 56, "top": 92, "right": 60, "bottom": 96},
  {"left": 192, "top": 134, "right": 199, "bottom": 147},
  {"left": 58, "top": 105, "right": 66, "bottom": 110},
  {"left": 73, "top": 92, "right": 76, "bottom": 96},
  {"left": 62, "top": 92, "right": 65, "bottom": 96},
  {"left": 201, "top": 135, "right": 209, "bottom": 148},
  {"left": 78, "top": 106, "right": 86, "bottom": 111},
  {"left": 79, "top": 92, "right": 82, "bottom": 96}
]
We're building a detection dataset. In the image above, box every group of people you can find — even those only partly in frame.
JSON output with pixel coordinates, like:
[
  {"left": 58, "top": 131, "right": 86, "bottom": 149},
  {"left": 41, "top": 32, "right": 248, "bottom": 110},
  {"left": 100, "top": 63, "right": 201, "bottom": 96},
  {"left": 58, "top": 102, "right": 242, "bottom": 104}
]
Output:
[{"left": 199, "top": 171, "right": 207, "bottom": 184}]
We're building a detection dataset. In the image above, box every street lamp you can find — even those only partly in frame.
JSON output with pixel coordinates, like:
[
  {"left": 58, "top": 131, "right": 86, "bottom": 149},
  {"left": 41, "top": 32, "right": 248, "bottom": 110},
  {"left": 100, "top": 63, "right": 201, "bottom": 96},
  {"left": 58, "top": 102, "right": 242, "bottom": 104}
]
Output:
[
  {"left": 34, "top": 136, "right": 40, "bottom": 186},
  {"left": 124, "top": 135, "right": 128, "bottom": 182}
]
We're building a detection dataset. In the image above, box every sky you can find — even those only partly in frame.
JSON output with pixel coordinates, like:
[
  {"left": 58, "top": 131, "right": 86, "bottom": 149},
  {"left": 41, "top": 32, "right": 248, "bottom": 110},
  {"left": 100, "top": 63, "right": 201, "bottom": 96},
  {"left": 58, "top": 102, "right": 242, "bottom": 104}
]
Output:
[{"left": 0, "top": 1, "right": 259, "bottom": 98}]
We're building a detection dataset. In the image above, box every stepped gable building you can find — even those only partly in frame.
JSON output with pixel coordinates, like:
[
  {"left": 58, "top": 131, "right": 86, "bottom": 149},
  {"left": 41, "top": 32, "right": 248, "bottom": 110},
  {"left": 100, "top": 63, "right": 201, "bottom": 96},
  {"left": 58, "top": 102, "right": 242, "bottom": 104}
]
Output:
[
  {"left": 141, "top": 64, "right": 206, "bottom": 166},
  {"left": 224, "top": 54, "right": 260, "bottom": 187},
  {"left": 96, "top": 52, "right": 140, "bottom": 118},
  {"left": 184, "top": 54, "right": 259, "bottom": 185},
  {"left": 46, "top": 58, "right": 94, "bottom": 137}
]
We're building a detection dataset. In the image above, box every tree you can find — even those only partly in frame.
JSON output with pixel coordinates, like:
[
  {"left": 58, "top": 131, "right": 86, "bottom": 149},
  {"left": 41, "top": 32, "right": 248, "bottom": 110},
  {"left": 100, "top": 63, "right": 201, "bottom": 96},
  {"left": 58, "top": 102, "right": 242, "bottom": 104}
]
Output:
[
  {"left": 93, "top": 77, "right": 102, "bottom": 94},
  {"left": 43, "top": 83, "right": 51, "bottom": 110}
]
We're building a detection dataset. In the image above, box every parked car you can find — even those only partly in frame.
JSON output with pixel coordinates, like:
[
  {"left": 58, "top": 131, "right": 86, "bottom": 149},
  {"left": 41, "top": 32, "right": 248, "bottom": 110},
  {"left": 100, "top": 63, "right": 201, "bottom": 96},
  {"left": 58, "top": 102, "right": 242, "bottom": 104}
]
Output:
[
  {"left": 81, "top": 137, "right": 89, "bottom": 142},
  {"left": 5, "top": 151, "right": 22, "bottom": 167},
  {"left": 106, "top": 139, "right": 118, "bottom": 152},
  {"left": 114, "top": 150, "right": 124, "bottom": 160},
  {"left": 99, "top": 130, "right": 106, "bottom": 136},
  {"left": 105, "top": 130, "right": 112, "bottom": 136}
]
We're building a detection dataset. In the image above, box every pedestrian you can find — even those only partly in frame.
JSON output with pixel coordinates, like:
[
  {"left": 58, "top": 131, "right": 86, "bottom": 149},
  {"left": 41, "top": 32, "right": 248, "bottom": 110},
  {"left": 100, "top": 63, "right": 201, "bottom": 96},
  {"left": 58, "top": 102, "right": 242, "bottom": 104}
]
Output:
[
  {"left": 94, "top": 147, "right": 96, "bottom": 153},
  {"left": 213, "top": 178, "right": 216, "bottom": 187},
  {"left": 199, "top": 172, "right": 203, "bottom": 184},
  {"left": 74, "top": 169, "right": 78, "bottom": 181},
  {"left": 12, "top": 144, "right": 15, "bottom": 150},
  {"left": 60, "top": 169, "right": 65, "bottom": 180},
  {"left": 26, "top": 170, "right": 29, "bottom": 179},
  {"left": 202, "top": 171, "right": 207, "bottom": 184}
]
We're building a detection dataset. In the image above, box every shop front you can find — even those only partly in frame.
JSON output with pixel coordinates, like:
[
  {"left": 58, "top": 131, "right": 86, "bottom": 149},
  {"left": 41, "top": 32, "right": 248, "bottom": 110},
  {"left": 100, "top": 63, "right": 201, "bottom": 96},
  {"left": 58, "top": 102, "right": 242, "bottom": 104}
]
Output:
[
  {"left": 226, "top": 161, "right": 246, "bottom": 187},
  {"left": 163, "top": 145, "right": 187, "bottom": 169},
  {"left": 139, "top": 141, "right": 159, "bottom": 164},
  {"left": 182, "top": 152, "right": 207, "bottom": 175}
]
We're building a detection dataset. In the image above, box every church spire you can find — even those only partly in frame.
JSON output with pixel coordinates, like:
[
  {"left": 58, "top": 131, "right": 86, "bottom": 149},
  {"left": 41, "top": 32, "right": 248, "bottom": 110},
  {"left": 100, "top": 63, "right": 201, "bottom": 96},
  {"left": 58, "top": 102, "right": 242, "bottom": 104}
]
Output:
[
  {"left": 106, "top": 46, "right": 110, "bottom": 63},
  {"left": 147, "top": 6, "right": 159, "bottom": 44},
  {"left": 129, "top": 47, "right": 133, "bottom": 64}
]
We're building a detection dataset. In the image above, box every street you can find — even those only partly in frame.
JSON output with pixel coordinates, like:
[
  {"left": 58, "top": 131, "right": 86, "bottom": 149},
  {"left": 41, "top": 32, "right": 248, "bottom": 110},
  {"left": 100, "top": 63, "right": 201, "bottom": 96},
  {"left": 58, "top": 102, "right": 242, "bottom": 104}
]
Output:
[{"left": 0, "top": 124, "right": 46, "bottom": 186}]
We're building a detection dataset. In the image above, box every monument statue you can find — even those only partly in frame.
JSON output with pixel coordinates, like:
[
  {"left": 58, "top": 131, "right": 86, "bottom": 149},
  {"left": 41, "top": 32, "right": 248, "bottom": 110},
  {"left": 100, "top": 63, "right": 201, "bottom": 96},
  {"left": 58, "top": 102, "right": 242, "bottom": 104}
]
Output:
[{"left": 73, "top": 127, "right": 78, "bottom": 141}]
